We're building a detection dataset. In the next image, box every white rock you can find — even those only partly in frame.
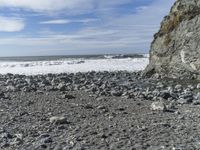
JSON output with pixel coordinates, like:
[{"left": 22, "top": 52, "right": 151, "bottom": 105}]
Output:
[
  {"left": 197, "top": 83, "right": 200, "bottom": 89},
  {"left": 175, "top": 84, "right": 182, "bottom": 89},
  {"left": 49, "top": 116, "right": 68, "bottom": 124},
  {"left": 151, "top": 101, "right": 167, "bottom": 111},
  {"left": 196, "top": 92, "right": 200, "bottom": 100}
]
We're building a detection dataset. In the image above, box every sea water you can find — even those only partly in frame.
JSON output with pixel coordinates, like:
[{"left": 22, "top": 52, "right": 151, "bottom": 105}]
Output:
[{"left": 0, "top": 54, "right": 149, "bottom": 75}]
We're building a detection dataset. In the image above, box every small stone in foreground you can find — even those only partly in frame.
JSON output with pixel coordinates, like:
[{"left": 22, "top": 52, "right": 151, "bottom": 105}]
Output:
[
  {"left": 197, "top": 84, "right": 200, "bottom": 89},
  {"left": 61, "top": 94, "right": 75, "bottom": 99},
  {"left": 49, "top": 116, "right": 69, "bottom": 125},
  {"left": 177, "top": 98, "right": 192, "bottom": 104},
  {"left": 151, "top": 101, "right": 167, "bottom": 111},
  {"left": 57, "top": 83, "right": 66, "bottom": 91}
]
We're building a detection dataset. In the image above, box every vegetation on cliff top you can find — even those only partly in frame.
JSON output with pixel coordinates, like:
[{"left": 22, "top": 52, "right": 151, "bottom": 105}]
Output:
[{"left": 154, "top": 6, "right": 200, "bottom": 46}]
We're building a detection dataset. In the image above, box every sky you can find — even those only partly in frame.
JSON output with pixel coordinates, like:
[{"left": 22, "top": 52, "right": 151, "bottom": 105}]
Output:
[{"left": 0, "top": 0, "right": 175, "bottom": 56}]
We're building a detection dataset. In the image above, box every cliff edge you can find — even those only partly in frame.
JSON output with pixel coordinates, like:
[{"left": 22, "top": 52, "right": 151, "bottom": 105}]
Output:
[{"left": 143, "top": 0, "right": 200, "bottom": 79}]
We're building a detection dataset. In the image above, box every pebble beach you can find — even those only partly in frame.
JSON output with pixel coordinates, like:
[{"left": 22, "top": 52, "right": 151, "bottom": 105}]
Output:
[{"left": 0, "top": 71, "right": 200, "bottom": 149}]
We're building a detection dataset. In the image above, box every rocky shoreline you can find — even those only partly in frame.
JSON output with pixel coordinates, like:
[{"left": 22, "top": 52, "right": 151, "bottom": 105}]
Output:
[{"left": 0, "top": 71, "right": 200, "bottom": 149}]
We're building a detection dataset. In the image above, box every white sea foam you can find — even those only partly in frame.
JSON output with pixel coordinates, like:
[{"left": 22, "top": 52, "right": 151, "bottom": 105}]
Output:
[
  {"left": 142, "top": 54, "right": 150, "bottom": 58},
  {"left": 0, "top": 58, "right": 149, "bottom": 75}
]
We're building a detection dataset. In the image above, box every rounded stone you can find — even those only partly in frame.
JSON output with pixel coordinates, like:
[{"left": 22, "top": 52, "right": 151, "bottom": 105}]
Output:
[{"left": 150, "top": 101, "right": 167, "bottom": 111}]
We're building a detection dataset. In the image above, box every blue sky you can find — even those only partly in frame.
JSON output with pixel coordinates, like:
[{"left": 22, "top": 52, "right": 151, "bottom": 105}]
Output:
[{"left": 0, "top": 0, "right": 175, "bottom": 56}]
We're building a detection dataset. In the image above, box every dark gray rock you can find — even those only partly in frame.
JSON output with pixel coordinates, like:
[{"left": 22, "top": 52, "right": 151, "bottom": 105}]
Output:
[
  {"left": 10, "top": 134, "right": 23, "bottom": 146},
  {"left": 175, "top": 84, "right": 182, "bottom": 91},
  {"left": 177, "top": 98, "right": 192, "bottom": 104},
  {"left": 57, "top": 83, "right": 66, "bottom": 91},
  {"left": 193, "top": 92, "right": 200, "bottom": 105},
  {"left": 111, "top": 90, "right": 123, "bottom": 97},
  {"left": 160, "top": 90, "right": 172, "bottom": 100},
  {"left": 61, "top": 94, "right": 75, "bottom": 99},
  {"left": 84, "top": 104, "right": 94, "bottom": 109}
]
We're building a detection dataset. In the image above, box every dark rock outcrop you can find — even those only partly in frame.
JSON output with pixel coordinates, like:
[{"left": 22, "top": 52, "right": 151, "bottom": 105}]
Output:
[{"left": 143, "top": 0, "right": 200, "bottom": 79}]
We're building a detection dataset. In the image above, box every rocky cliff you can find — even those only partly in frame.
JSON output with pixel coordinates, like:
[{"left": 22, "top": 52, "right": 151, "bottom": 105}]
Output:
[{"left": 143, "top": 0, "right": 200, "bottom": 79}]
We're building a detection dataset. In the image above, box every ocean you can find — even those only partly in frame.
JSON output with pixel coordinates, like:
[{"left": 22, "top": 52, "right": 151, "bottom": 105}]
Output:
[{"left": 0, "top": 54, "right": 149, "bottom": 75}]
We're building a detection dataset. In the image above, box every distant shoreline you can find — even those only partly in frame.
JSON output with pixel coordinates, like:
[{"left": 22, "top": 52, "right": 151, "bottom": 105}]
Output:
[{"left": 0, "top": 53, "right": 148, "bottom": 59}]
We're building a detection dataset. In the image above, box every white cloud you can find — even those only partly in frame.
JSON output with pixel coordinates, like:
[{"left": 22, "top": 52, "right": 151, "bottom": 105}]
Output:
[
  {"left": 0, "top": 0, "right": 94, "bottom": 13},
  {"left": 40, "top": 19, "right": 71, "bottom": 24},
  {"left": 0, "top": 0, "right": 176, "bottom": 56},
  {"left": 0, "top": 16, "right": 25, "bottom": 32},
  {"left": 96, "top": 0, "right": 132, "bottom": 7},
  {"left": 40, "top": 19, "right": 97, "bottom": 24},
  {"left": 0, "top": 0, "right": 134, "bottom": 14}
]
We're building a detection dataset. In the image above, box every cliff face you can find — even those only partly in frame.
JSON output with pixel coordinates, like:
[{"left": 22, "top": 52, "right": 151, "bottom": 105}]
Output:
[{"left": 144, "top": 0, "right": 200, "bottom": 79}]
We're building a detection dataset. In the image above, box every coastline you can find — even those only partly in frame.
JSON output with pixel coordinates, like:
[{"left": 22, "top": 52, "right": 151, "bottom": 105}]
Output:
[{"left": 0, "top": 71, "right": 200, "bottom": 149}]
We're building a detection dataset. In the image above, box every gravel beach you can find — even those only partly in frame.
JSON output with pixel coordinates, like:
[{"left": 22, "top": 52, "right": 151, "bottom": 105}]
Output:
[{"left": 0, "top": 71, "right": 200, "bottom": 150}]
